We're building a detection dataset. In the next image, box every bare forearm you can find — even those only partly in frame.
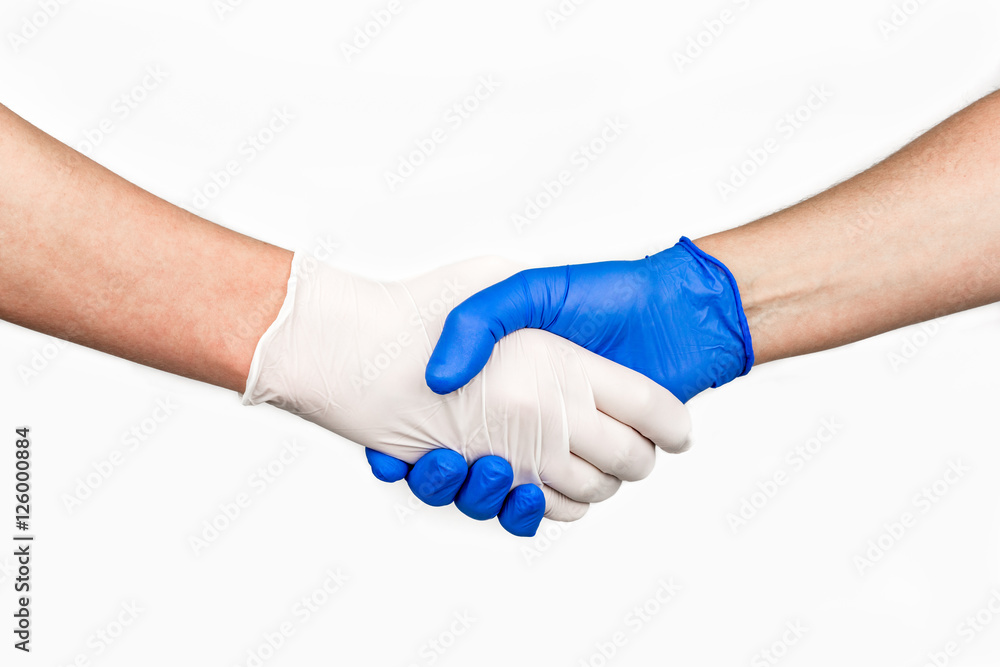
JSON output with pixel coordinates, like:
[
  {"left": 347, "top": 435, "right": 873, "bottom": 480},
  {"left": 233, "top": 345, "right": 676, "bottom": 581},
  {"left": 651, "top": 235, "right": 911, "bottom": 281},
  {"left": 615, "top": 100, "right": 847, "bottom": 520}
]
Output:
[
  {"left": 0, "top": 103, "right": 292, "bottom": 392},
  {"left": 697, "top": 89, "right": 1000, "bottom": 364}
]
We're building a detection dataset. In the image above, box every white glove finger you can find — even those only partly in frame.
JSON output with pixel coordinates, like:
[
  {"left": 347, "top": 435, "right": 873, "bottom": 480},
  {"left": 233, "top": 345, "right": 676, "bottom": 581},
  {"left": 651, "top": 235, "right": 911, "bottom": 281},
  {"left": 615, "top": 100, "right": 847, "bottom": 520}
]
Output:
[
  {"left": 570, "top": 411, "right": 657, "bottom": 482},
  {"left": 578, "top": 350, "right": 693, "bottom": 454},
  {"left": 541, "top": 452, "right": 622, "bottom": 503},
  {"left": 541, "top": 485, "right": 589, "bottom": 522}
]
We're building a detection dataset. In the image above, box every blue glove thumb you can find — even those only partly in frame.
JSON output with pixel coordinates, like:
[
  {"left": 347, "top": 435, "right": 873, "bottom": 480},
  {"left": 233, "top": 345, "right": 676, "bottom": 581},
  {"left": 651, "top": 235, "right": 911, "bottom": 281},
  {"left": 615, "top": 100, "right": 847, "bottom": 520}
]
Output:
[{"left": 424, "top": 270, "right": 557, "bottom": 395}]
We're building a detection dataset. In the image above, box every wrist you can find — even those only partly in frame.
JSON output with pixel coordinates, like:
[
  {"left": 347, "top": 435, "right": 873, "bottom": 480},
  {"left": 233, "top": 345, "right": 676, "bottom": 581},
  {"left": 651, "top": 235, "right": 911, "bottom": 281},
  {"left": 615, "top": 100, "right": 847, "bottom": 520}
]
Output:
[
  {"left": 223, "top": 242, "right": 294, "bottom": 393},
  {"left": 692, "top": 229, "right": 791, "bottom": 366},
  {"left": 694, "top": 215, "right": 837, "bottom": 366},
  {"left": 644, "top": 237, "right": 755, "bottom": 400},
  {"left": 241, "top": 250, "right": 303, "bottom": 405},
  {"left": 675, "top": 237, "right": 755, "bottom": 376}
]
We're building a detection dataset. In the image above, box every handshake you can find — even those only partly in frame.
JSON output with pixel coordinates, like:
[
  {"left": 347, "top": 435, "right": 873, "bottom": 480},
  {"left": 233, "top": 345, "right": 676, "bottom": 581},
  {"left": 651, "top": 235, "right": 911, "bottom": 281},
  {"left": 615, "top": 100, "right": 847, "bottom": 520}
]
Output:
[
  {"left": 3, "top": 87, "right": 992, "bottom": 540},
  {"left": 242, "top": 237, "right": 753, "bottom": 537}
]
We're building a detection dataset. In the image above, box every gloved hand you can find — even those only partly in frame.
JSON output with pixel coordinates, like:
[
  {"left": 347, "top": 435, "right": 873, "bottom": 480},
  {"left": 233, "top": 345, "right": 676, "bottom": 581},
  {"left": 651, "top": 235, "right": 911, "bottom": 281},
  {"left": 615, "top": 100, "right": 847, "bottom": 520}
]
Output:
[
  {"left": 424, "top": 236, "right": 754, "bottom": 402},
  {"left": 242, "top": 253, "right": 692, "bottom": 536}
]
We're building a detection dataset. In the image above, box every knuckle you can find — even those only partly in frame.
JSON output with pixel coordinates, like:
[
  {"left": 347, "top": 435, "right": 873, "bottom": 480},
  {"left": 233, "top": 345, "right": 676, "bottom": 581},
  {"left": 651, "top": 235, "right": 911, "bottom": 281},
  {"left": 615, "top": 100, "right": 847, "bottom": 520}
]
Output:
[
  {"left": 443, "top": 304, "right": 485, "bottom": 336},
  {"left": 609, "top": 442, "right": 656, "bottom": 481}
]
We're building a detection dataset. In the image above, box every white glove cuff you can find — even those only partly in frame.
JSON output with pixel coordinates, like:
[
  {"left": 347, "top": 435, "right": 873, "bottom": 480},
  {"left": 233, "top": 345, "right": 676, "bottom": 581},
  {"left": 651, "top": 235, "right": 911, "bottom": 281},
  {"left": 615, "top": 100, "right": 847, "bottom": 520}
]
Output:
[{"left": 240, "top": 251, "right": 304, "bottom": 406}]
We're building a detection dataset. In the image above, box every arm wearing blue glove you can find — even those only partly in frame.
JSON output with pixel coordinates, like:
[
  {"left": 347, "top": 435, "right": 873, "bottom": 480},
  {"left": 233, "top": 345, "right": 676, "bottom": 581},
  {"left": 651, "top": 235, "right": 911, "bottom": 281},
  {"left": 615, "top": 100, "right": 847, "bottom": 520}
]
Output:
[{"left": 374, "top": 88, "right": 1000, "bottom": 520}]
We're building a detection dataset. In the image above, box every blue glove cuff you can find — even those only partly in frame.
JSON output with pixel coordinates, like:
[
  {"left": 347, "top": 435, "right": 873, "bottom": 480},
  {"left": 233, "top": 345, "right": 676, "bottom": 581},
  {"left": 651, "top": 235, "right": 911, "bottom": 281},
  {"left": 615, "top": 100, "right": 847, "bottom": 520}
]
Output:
[{"left": 676, "top": 236, "right": 755, "bottom": 376}]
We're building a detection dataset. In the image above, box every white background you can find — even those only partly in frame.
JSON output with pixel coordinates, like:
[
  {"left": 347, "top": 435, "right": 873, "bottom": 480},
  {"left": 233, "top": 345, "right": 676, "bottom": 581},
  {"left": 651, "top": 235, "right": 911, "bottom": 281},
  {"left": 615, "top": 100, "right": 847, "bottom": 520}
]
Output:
[{"left": 2, "top": 0, "right": 1000, "bottom": 665}]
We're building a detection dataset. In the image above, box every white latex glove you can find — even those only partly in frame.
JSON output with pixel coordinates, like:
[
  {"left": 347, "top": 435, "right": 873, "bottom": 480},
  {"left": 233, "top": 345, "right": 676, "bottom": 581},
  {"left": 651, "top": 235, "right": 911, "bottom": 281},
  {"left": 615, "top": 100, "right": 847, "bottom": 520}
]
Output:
[{"left": 242, "top": 253, "right": 691, "bottom": 521}]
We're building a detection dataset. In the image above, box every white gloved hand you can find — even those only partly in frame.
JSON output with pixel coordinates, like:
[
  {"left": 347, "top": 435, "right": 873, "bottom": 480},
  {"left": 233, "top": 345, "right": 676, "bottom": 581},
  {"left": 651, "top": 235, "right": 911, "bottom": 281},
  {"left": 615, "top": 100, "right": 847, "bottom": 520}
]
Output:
[{"left": 242, "top": 253, "right": 691, "bottom": 520}]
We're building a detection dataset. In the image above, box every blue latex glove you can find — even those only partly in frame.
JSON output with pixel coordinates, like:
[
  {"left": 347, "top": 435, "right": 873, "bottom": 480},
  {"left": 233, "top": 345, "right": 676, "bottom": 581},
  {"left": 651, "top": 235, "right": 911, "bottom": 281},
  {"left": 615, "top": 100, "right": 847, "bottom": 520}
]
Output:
[
  {"left": 425, "top": 236, "right": 754, "bottom": 402},
  {"left": 365, "top": 449, "right": 545, "bottom": 537}
]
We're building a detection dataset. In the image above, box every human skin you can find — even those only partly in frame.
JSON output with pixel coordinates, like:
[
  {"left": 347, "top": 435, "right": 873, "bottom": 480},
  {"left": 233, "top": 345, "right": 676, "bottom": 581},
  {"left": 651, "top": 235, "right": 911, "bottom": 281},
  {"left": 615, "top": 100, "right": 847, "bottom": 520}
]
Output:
[
  {"left": 697, "top": 89, "right": 1000, "bottom": 362},
  {"left": 0, "top": 102, "right": 291, "bottom": 392}
]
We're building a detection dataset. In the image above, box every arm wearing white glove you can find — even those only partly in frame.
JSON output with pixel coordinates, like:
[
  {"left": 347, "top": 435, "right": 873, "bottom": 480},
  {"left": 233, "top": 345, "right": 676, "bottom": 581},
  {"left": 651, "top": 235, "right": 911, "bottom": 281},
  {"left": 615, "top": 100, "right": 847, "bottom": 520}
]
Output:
[{"left": 0, "top": 101, "right": 691, "bottom": 534}]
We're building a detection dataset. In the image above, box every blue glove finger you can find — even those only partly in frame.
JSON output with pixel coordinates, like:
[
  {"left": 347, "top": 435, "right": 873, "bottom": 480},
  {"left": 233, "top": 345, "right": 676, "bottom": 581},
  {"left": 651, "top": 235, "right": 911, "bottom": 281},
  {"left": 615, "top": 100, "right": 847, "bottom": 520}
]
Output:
[
  {"left": 365, "top": 448, "right": 411, "bottom": 483},
  {"left": 406, "top": 449, "right": 469, "bottom": 507},
  {"left": 425, "top": 268, "right": 566, "bottom": 394},
  {"left": 497, "top": 484, "right": 546, "bottom": 537},
  {"left": 454, "top": 456, "right": 514, "bottom": 521}
]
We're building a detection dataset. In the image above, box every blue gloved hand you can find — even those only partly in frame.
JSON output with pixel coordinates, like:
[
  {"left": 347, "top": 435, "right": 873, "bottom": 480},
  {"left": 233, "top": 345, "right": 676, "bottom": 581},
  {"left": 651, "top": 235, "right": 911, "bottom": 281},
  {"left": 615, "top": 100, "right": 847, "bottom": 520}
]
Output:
[
  {"left": 365, "top": 449, "right": 545, "bottom": 537},
  {"left": 425, "top": 236, "right": 754, "bottom": 403}
]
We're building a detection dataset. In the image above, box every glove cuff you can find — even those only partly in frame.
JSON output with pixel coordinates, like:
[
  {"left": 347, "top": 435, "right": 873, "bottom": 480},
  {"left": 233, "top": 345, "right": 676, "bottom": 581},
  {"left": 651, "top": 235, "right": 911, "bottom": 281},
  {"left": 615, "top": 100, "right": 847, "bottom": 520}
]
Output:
[
  {"left": 240, "top": 251, "right": 304, "bottom": 406},
  {"left": 675, "top": 236, "right": 755, "bottom": 377}
]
